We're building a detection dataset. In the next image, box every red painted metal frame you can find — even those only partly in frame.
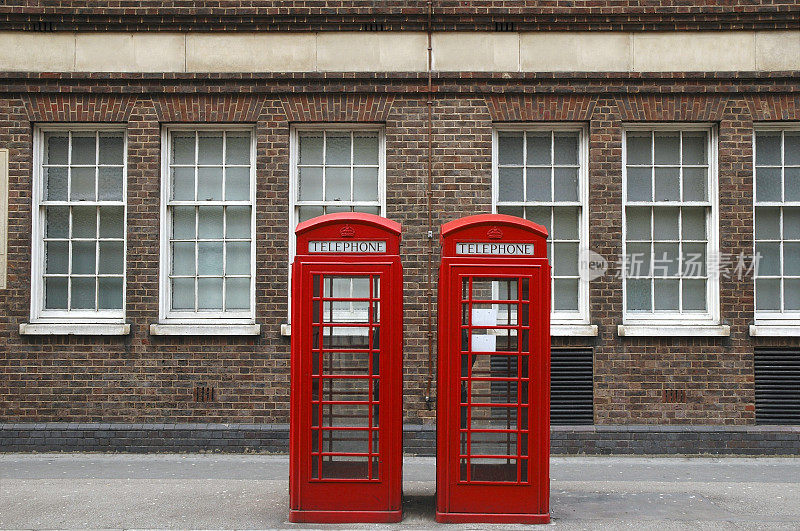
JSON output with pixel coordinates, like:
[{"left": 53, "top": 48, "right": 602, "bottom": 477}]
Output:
[
  {"left": 290, "top": 213, "right": 403, "bottom": 523},
  {"left": 436, "top": 214, "right": 551, "bottom": 524}
]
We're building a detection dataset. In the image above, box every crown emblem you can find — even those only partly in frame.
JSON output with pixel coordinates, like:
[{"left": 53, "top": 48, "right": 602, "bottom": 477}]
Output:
[
  {"left": 487, "top": 226, "right": 503, "bottom": 239},
  {"left": 340, "top": 225, "right": 356, "bottom": 238}
]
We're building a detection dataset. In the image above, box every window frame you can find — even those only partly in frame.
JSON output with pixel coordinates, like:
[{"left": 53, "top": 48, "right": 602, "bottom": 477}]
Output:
[
  {"left": 492, "top": 123, "right": 590, "bottom": 326},
  {"left": 287, "top": 123, "right": 387, "bottom": 324},
  {"left": 621, "top": 123, "right": 720, "bottom": 325},
  {"left": 30, "top": 124, "right": 128, "bottom": 324},
  {"left": 159, "top": 124, "right": 257, "bottom": 324},
  {"left": 753, "top": 123, "right": 800, "bottom": 324}
]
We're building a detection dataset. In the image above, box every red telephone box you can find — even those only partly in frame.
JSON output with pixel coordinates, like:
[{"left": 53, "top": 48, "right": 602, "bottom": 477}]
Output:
[
  {"left": 436, "top": 214, "right": 551, "bottom": 524},
  {"left": 290, "top": 212, "right": 403, "bottom": 523}
]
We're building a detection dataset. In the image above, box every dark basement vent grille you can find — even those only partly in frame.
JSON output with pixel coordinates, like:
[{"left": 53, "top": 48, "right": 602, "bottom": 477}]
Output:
[
  {"left": 193, "top": 386, "right": 216, "bottom": 403},
  {"left": 755, "top": 349, "right": 800, "bottom": 425},
  {"left": 551, "top": 348, "right": 594, "bottom": 425}
]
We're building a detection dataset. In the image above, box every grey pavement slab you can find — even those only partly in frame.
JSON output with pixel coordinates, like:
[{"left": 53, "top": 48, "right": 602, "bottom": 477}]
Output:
[{"left": 1, "top": 454, "right": 799, "bottom": 529}]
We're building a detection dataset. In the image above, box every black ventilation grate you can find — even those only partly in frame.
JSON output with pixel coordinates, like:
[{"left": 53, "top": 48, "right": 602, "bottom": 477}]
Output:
[
  {"left": 755, "top": 349, "right": 800, "bottom": 425},
  {"left": 551, "top": 348, "right": 594, "bottom": 425}
]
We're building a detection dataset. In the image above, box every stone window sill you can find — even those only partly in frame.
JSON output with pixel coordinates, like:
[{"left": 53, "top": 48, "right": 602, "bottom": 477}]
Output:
[
  {"left": 749, "top": 324, "right": 800, "bottom": 337},
  {"left": 149, "top": 323, "right": 261, "bottom": 336},
  {"left": 617, "top": 324, "right": 730, "bottom": 337},
  {"left": 20, "top": 323, "right": 131, "bottom": 336}
]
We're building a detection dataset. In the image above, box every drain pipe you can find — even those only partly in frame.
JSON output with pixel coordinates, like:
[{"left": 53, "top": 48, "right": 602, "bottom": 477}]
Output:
[{"left": 424, "top": 0, "right": 435, "bottom": 410}]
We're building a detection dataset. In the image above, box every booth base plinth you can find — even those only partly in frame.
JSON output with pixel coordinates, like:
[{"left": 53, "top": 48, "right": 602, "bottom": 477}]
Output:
[
  {"left": 289, "top": 509, "right": 402, "bottom": 523},
  {"left": 435, "top": 511, "right": 550, "bottom": 524}
]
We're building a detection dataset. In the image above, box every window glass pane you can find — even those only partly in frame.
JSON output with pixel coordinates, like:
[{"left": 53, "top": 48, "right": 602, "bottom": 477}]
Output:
[
  {"left": 785, "top": 168, "right": 800, "bottom": 202},
  {"left": 682, "top": 167, "right": 707, "bottom": 201},
  {"left": 553, "top": 243, "right": 579, "bottom": 276},
  {"left": 44, "top": 133, "right": 68, "bottom": 165},
  {"left": 226, "top": 242, "right": 251, "bottom": 275},
  {"left": 783, "top": 242, "right": 800, "bottom": 276},
  {"left": 44, "top": 167, "right": 68, "bottom": 201},
  {"left": 497, "top": 205, "right": 523, "bottom": 218},
  {"left": 783, "top": 207, "right": 800, "bottom": 240},
  {"left": 299, "top": 167, "right": 323, "bottom": 201},
  {"left": 681, "top": 207, "right": 706, "bottom": 240},
  {"left": 626, "top": 278, "right": 651, "bottom": 311},
  {"left": 353, "top": 134, "right": 379, "bottom": 165},
  {"left": 172, "top": 206, "right": 195, "bottom": 239},
  {"left": 72, "top": 241, "right": 96, "bottom": 274},
  {"left": 498, "top": 167, "right": 523, "bottom": 202},
  {"left": 552, "top": 207, "right": 579, "bottom": 240},
  {"left": 526, "top": 133, "right": 550, "bottom": 165},
  {"left": 172, "top": 242, "right": 195, "bottom": 275},
  {"left": 198, "top": 242, "right": 223, "bottom": 275},
  {"left": 299, "top": 133, "right": 323, "bottom": 165},
  {"left": 71, "top": 134, "right": 96, "bottom": 165},
  {"left": 45, "top": 277, "right": 68, "bottom": 309},
  {"left": 625, "top": 207, "right": 650, "bottom": 240},
  {"left": 172, "top": 167, "right": 195, "bottom": 201},
  {"left": 653, "top": 207, "right": 679, "bottom": 240},
  {"left": 325, "top": 167, "right": 351, "bottom": 202},
  {"left": 654, "top": 167, "right": 679, "bottom": 201},
  {"left": 756, "top": 242, "right": 780, "bottom": 276},
  {"left": 626, "top": 167, "right": 651, "bottom": 201},
  {"left": 626, "top": 133, "right": 651, "bottom": 165},
  {"left": 172, "top": 278, "right": 195, "bottom": 310},
  {"left": 755, "top": 206, "right": 780, "bottom": 240},
  {"left": 198, "top": 206, "right": 224, "bottom": 239},
  {"left": 682, "top": 279, "right": 706, "bottom": 311},
  {"left": 71, "top": 277, "right": 96, "bottom": 309},
  {"left": 72, "top": 206, "right": 96, "bottom": 238},
  {"left": 785, "top": 132, "right": 800, "bottom": 165},
  {"left": 98, "top": 167, "right": 123, "bottom": 201},
  {"left": 225, "top": 167, "right": 250, "bottom": 201},
  {"left": 756, "top": 278, "right": 780, "bottom": 311},
  {"left": 553, "top": 278, "right": 578, "bottom": 311},
  {"left": 525, "top": 167, "right": 550, "bottom": 202},
  {"left": 553, "top": 167, "right": 578, "bottom": 201},
  {"left": 654, "top": 132, "right": 680, "bottom": 165},
  {"left": 226, "top": 278, "right": 250, "bottom": 310},
  {"left": 653, "top": 243, "right": 679, "bottom": 276},
  {"left": 784, "top": 279, "right": 800, "bottom": 311},
  {"left": 498, "top": 133, "right": 523, "bottom": 165},
  {"left": 70, "top": 167, "right": 95, "bottom": 201},
  {"left": 46, "top": 206, "right": 69, "bottom": 238},
  {"left": 98, "top": 134, "right": 124, "bottom": 165},
  {"left": 198, "top": 133, "right": 223, "bottom": 165},
  {"left": 326, "top": 133, "right": 351, "bottom": 165},
  {"left": 198, "top": 167, "right": 223, "bottom": 201},
  {"left": 353, "top": 167, "right": 379, "bottom": 201},
  {"left": 553, "top": 134, "right": 578, "bottom": 165},
  {"left": 525, "top": 206, "right": 550, "bottom": 234},
  {"left": 45, "top": 241, "right": 68, "bottom": 274},
  {"left": 682, "top": 243, "right": 706, "bottom": 277},
  {"left": 198, "top": 278, "right": 223, "bottom": 309},
  {"left": 98, "top": 277, "right": 124, "bottom": 310},
  {"left": 98, "top": 241, "right": 124, "bottom": 274},
  {"left": 756, "top": 167, "right": 781, "bottom": 202},
  {"left": 626, "top": 242, "right": 651, "bottom": 277},
  {"left": 299, "top": 206, "right": 324, "bottom": 223},
  {"left": 226, "top": 207, "right": 251, "bottom": 239},
  {"left": 654, "top": 279, "right": 679, "bottom": 311},
  {"left": 681, "top": 132, "right": 707, "bottom": 165},
  {"left": 172, "top": 133, "right": 195, "bottom": 165},
  {"left": 226, "top": 134, "right": 250, "bottom": 165},
  {"left": 755, "top": 133, "right": 781, "bottom": 166}
]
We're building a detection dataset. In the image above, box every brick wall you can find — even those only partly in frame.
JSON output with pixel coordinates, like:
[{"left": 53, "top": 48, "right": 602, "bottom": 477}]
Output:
[{"left": 1, "top": 71, "right": 800, "bottom": 427}]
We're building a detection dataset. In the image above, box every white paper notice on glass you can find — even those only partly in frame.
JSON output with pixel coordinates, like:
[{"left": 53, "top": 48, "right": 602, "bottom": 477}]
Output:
[
  {"left": 471, "top": 308, "right": 497, "bottom": 327},
  {"left": 471, "top": 334, "right": 497, "bottom": 352}
]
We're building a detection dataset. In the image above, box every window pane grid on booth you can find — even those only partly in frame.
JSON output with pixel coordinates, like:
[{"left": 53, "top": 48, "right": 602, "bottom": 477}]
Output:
[
  {"left": 496, "top": 129, "right": 584, "bottom": 317},
  {"left": 458, "top": 275, "right": 531, "bottom": 485},
  {"left": 623, "top": 129, "right": 713, "bottom": 317},
  {"left": 754, "top": 128, "right": 800, "bottom": 316},
  {"left": 310, "top": 273, "right": 381, "bottom": 481},
  {"left": 165, "top": 129, "right": 254, "bottom": 316},
  {"left": 38, "top": 129, "right": 126, "bottom": 315}
]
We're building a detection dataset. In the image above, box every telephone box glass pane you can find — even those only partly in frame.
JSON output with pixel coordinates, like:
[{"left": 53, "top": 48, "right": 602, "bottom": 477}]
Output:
[
  {"left": 311, "top": 273, "right": 381, "bottom": 481},
  {"left": 459, "top": 275, "right": 532, "bottom": 484}
]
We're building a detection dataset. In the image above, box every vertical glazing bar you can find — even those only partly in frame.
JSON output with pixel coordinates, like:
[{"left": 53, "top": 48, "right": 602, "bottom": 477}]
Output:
[
  {"left": 466, "top": 275, "right": 473, "bottom": 482},
  {"left": 367, "top": 273, "right": 374, "bottom": 479}
]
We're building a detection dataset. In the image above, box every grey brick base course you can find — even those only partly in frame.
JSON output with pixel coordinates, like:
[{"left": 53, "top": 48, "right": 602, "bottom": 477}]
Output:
[{"left": 1, "top": 423, "right": 798, "bottom": 455}]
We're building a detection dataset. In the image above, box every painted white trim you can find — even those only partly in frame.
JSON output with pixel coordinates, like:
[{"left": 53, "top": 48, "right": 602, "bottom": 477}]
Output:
[
  {"left": 19, "top": 322, "right": 131, "bottom": 336},
  {"left": 159, "top": 124, "right": 257, "bottom": 324},
  {"left": 492, "top": 123, "right": 591, "bottom": 326},
  {"left": 0, "top": 148, "right": 8, "bottom": 290},
  {"left": 280, "top": 322, "right": 598, "bottom": 338},
  {"left": 287, "top": 124, "right": 387, "bottom": 323},
  {"left": 617, "top": 324, "right": 730, "bottom": 337},
  {"left": 149, "top": 323, "right": 261, "bottom": 336},
  {"left": 621, "top": 123, "right": 720, "bottom": 325},
  {"left": 30, "top": 124, "right": 128, "bottom": 324},
  {"left": 749, "top": 324, "right": 800, "bottom": 337}
]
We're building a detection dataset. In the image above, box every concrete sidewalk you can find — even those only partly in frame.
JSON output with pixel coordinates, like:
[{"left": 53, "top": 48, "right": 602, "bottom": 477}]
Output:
[{"left": 1, "top": 454, "right": 799, "bottom": 529}]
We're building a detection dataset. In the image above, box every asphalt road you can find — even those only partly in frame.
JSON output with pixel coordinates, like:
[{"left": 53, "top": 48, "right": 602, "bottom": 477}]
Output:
[{"left": 1, "top": 454, "right": 799, "bottom": 529}]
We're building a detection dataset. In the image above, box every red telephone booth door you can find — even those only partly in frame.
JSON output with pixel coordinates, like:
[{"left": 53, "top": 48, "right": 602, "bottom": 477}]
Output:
[
  {"left": 443, "top": 265, "right": 549, "bottom": 516},
  {"left": 294, "top": 263, "right": 396, "bottom": 511}
]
